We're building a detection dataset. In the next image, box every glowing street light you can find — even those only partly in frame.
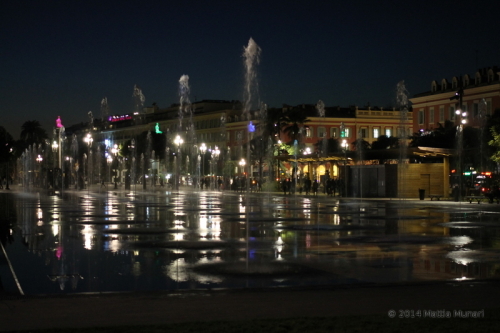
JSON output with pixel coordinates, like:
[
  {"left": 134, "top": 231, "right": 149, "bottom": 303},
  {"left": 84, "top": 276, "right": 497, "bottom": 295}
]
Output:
[
  {"left": 200, "top": 142, "right": 206, "bottom": 177},
  {"left": 84, "top": 133, "right": 93, "bottom": 147},
  {"left": 106, "top": 154, "right": 113, "bottom": 186},
  {"left": 36, "top": 155, "right": 43, "bottom": 187},
  {"left": 211, "top": 146, "right": 220, "bottom": 190},
  {"left": 341, "top": 139, "right": 348, "bottom": 197},
  {"left": 239, "top": 158, "right": 246, "bottom": 176},
  {"left": 174, "top": 135, "right": 183, "bottom": 190},
  {"left": 111, "top": 144, "right": 119, "bottom": 189}
]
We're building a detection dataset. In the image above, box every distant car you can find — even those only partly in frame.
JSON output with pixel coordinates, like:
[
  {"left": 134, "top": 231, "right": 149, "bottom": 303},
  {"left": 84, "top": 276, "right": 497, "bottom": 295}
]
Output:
[{"left": 482, "top": 185, "right": 500, "bottom": 204}]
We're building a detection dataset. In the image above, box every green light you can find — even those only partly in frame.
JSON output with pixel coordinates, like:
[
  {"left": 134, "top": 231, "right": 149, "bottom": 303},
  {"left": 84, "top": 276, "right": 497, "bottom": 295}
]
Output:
[{"left": 155, "top": 123, "right": 162, "bottom": 134}]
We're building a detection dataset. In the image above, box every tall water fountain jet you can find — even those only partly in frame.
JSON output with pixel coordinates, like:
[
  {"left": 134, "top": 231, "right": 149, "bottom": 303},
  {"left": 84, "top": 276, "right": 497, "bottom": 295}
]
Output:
[
  {"left": 242, "top": 37, "right": 261, "bottom": 271},
  {"left": 130, "top": 139, "right": 136, "bottom": 193},
  {"left": 133, "top": 84, "right": 145, "bottom": 114},
  {"left": 259, "top": 102, "right": 274, "bottom": 191},
  {"left": 101, "top": 97, "right": 109, "bottom": 122},
  {"left": 96, "top": 145, "right": 102, "bottom": 190},
  {"left": 178, "top": 75, "right": 197, "bottom": 179},
  {"left": 396, "top": 80, "right": 410, "bottom": 199},
  {"left": 479, "top": 98, "right": 488, "bottom": 172},
  {"left": 143, "top": 131, "right": 152, "bottom": 190},
  {"left": 242, "top": 37, "right": 262, "bottom": 190},
  {"left": 71, "top": 135, "right": 78, "bottom": 189},
  {"left": 316, "top": 100, "right": 327, "bottom": 187}
]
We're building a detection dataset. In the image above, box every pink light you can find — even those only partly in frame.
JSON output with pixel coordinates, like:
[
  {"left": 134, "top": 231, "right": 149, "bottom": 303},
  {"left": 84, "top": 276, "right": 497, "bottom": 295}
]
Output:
[
  {"left": 56, "top": 116, "right": 63, "bottom": 128},
  {"left": 56, "top": 246, "right": 63, "bottom": 260}
]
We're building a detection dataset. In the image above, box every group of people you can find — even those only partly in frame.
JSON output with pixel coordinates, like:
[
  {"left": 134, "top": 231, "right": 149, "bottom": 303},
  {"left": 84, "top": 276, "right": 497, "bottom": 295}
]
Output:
[
  {"left": 199, "top": 176, "right": 224, "bottom": 190},
  {"left": 282, "top": 177, "right": 345, "bottom": 197}
]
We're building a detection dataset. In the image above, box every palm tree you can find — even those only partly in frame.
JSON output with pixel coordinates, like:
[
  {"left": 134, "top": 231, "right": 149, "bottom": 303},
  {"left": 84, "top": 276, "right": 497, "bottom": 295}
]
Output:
[
  {"left": 371, "top": 135, "right": 399, "bottom": 150},
  {"left": 282, "top": 106, "right": 310, "bottom": 144},
  {"left": 20, "top": 120, "right": 48, "bottom": 146}
]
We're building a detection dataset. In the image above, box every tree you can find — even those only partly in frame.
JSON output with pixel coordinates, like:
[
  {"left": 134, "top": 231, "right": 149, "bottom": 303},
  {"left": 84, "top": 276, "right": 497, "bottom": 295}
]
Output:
[
  {"left": 0, "top": 127, "right": 14, "bottom": 185},
  {"left": 20, "top": 120, "right": 48, "bottom": 147},
  {"left": 352, "top": 138, "right": 371, "bottom": 151},
  {"left": 371, "top": 135, "right": 399, "bottom": 150},
  {"left": 488, "top": 127, "right": 500, "bottom": 167},
  {"left": 281, "top": 106, "right": 310, "bottom": 144},
  {"left": 409, "top": 120, "right": 456, "bottom": 148},
  {"left": 314, "top": 138, "right": 341, "bottom": 155}
]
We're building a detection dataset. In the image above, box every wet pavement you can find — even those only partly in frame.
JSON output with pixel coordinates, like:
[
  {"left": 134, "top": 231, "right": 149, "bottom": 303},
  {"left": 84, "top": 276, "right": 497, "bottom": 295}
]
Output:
[{"left": 1, "top": 184, "right": 500, "bottom": 296}]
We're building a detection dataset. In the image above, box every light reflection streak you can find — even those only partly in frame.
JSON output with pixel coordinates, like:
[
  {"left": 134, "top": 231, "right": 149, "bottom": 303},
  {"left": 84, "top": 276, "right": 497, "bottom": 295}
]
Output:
[{"left": 81, "top": 225, "right": 93, "bottom": 250}]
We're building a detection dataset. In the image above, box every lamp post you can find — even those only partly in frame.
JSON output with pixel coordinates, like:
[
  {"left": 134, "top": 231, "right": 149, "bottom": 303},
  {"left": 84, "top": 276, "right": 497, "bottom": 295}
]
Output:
[
  {"left": 84, "top": 133, "right": 93, "bottom": 190},
  {"left": 107, "top": 155, "right": 112, "bottom": 187},
  {"left": 51, "top": 140, "right": 58, "bottom": 190},
  {"left": 174, "top": 135, "right": 183, "bottom": 190},
  {"left": 455, "top": 106, "right": 467, "bottom": 202},
  {"left": 341, "top": 139, "right": 348, "bottom": 197},
  {"left": 111, "top": 144, "right": 119, "bottom": 189},
  {"left": 36, "top": 155, "right": 43, "bottom": 187},
  {"left": 200, "top": 142, "right": 206, "bottom": 178},
  {"left": 212, "top": 146, "right": 220, "bottom": 190},
  {"left": 239, "top": 158, "right": 246, "bottom": 176}
]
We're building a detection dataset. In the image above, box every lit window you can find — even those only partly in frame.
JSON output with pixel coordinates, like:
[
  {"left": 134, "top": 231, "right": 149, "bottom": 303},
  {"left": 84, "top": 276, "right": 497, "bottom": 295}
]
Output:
[
  {"left": 373, "top": 128, "right": 379, "bottom": 139},
  {"left": 385, "top": 128, "right": 392, "bottom": 137}
]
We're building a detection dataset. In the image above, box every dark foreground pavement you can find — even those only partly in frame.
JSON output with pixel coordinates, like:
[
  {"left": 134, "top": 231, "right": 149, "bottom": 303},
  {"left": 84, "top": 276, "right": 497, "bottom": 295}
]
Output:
[{"left": 1, "top": 280, "right": 499, "bottom": 332}]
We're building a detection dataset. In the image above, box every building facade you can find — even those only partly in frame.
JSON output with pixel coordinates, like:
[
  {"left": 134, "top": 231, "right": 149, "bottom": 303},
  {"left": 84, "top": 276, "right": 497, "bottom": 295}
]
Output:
[{"left": 410, "top": 67, "right": 500, "bottom": 133}]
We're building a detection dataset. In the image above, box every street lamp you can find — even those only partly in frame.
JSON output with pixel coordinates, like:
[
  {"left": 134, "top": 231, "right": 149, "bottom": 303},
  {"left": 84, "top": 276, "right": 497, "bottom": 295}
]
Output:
[
  {"left": 107, "top": 154, "right": 113, "bottom": 187},
  {"left": 36, "top": 155, "right": 43, "bottom": 187},
  {"left": 174, "top": 135, "right": 183, "bottom": 190},
  {"left": 341, "top": 139, "right": 348, "bottom": 197},
  {"left": 111, "top": 144, "right": 119, "bottom": 189},
  {"left": 454, "top": 108, "right": 468, "bottom": 202},
  {"left": 51, "top": 140, "right": 58, "bottom": 190},
  {"left": 211, "top": 146, "right": 220, "bottom": 190},
  {"left": 200, "top": 142, "right": 206, "bottom": 177},
  {"left": 84, "top": 133, "right": 93, "bottom": 189},
  {"left": 239, "top": 158, "right": 246, "bottom": 176}
]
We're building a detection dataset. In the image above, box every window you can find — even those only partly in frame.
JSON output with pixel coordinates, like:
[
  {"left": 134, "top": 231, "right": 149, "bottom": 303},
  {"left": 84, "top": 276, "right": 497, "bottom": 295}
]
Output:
[
  {"left": 431, "top": 81, "right": 437, "bottom": 92},
  {"left": 449, "top": 106, "right": 455, "bottom": 120},
  {"left": 373, "top": 128, "right": 380, "bottom": 139},
  {"left": 429, "top": 108, "right": 434, "bottom": 126},
  {"left": 360, "top": 128, "right": 367, "bottom": 138},
  {"left": 439, "top": 106, "right": 444, "bottom": 122},
  {"left": 305, "top": 127, "right": 313, "bottom": 138},
  {"left": 385, "top": 128, "right": 392, "bottom": 137},
  {"left": 330, "top": 127, "right": 338, "bottom": 138},
  {"left": 345, "top": 128, "right": 350, "bottom": 138},
  {"left": 318, "top": 127, "right": 326, "bottom": 138},
  {"left": 441, "top": 79, "right": 448, "bottom": 91},
  {"left": 418, "top": 110, "right": 425, "bottom": 125},
  {"left": 473, "top": 103, "right": 479, "bottom": 117}
]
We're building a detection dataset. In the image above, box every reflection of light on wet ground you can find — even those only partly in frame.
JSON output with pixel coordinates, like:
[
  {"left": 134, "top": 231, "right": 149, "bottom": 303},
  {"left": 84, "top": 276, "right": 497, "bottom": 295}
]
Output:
[
  {"left": 6, "top": 189, "right": 500, "bottom": 295},
  {"left": 81, "top": 225, "right": 93, "bottom": 250}
]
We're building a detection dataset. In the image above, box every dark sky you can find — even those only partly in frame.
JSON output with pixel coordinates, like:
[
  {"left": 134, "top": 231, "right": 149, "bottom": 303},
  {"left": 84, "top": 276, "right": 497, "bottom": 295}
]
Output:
[{"left": 1, "top": 0, "right": 499, "bottom": 139}]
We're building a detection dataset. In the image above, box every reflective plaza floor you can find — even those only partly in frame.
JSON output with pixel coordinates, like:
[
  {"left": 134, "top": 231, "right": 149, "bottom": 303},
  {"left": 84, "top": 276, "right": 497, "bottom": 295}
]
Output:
[{"left": 1, "top": 185, "right": 500, "bottom": 296}]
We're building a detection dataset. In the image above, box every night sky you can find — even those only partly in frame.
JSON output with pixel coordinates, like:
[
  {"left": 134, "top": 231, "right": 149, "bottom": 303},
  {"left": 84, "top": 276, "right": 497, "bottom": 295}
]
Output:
[{"left": 2, "top": 0, "right": 499, "bottom": 139}]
